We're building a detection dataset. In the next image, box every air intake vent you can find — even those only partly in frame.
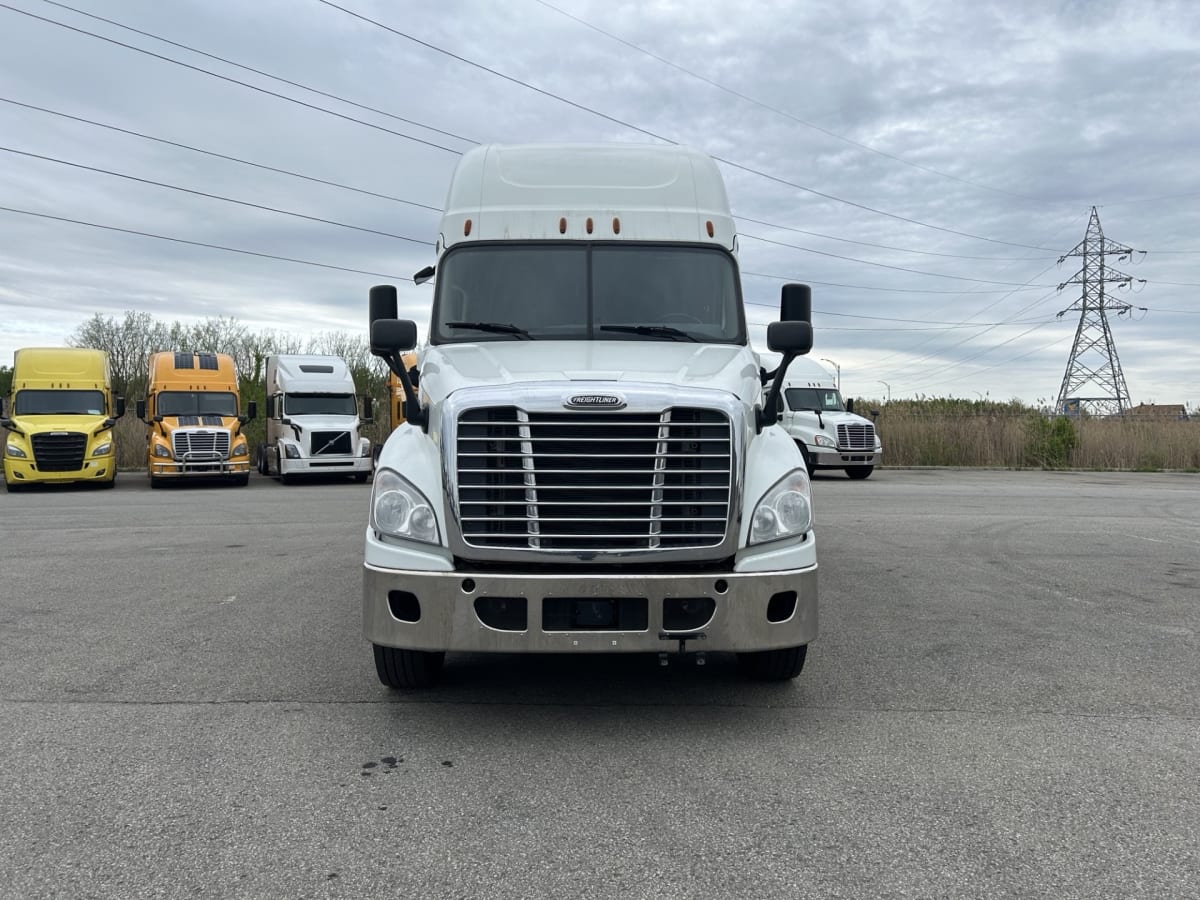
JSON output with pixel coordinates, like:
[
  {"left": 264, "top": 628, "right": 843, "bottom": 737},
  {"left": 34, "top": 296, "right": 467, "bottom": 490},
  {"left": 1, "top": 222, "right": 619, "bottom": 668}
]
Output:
[
  {"left": 299, "top": 364, "right": 335, "bottom": 374},
  {"left": 311, "top": 431, "right": 352, "bottom": 456},
  {"left": 172, "top": 430, "right": 231, "bottom": 458},
  {"left": 456, "top": 406, "right": 732, "bottom": 552},
  {"left": 197, "top": 353, "right": 219, "bottom": 371},
  {"left": 174, "top": 352, "right": 194, "bottom": 369}
]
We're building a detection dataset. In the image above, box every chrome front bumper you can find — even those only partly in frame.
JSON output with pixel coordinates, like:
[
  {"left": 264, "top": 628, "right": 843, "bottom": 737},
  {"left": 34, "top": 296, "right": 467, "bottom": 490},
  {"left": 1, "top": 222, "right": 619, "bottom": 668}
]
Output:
[
  {"left": 363, "top": 565, "right": 818, "bottom": 654},
  {"left": 809, "top": 447, "right": 881, "bottom": 468}
]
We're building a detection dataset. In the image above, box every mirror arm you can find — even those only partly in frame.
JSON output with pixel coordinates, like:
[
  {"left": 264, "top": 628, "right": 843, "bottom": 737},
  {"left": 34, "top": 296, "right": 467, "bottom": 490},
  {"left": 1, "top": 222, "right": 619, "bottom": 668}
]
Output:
[
  {"left": 384, "top": 351, "right": 426, "bottom": 431},
  {"left": 756, "top": 351, "right": 797, "bottom": 433}
]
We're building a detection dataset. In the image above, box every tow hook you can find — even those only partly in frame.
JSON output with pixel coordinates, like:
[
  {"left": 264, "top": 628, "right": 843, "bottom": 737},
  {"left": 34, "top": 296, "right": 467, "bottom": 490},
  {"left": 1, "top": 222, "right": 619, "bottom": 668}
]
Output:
[{"left": 658, "top": 631, "right": 707, "bottom": 666}]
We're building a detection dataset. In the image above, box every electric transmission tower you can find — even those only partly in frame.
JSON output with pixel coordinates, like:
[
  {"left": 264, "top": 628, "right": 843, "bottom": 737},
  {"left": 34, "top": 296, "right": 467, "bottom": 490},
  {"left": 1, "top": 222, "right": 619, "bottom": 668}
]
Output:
[{"left": 1054, "top": 206, "right": 1142, "bottom": 417}]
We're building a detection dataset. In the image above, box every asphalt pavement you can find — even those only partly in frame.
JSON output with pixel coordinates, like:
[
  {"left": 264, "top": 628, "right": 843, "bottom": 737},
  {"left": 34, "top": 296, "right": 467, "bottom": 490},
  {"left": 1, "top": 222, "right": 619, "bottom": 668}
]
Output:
[{"left": 1, "top": 468, "right": 1197, "bottom": 898}]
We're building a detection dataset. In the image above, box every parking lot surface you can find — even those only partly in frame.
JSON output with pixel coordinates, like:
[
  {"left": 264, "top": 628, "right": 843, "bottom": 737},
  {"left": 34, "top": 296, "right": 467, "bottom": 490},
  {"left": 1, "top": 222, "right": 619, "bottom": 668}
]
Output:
[{"left": 1, "top": 469, "right": 1197, "bottom": 898}]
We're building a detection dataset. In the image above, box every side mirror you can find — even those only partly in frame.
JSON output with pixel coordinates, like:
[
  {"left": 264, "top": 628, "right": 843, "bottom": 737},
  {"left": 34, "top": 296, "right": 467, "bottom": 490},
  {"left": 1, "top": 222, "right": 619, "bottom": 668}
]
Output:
[
  {"left": 371, "top": 319, "right": 418, "bottom": 355},
  {"left": 239, "top": 401, "right": 257, "bottom": 425},
  {"left": 846, "top": 398, "right": 854, "bottom": 414},
  {"left": 136, "top": 399, "right": 147, "bottom": 422},
  {"left": 767, "top": 321, "right": 813, "bottom": 355},
  {"left": 780, "top": 283, "right": 812, "bottom": 322},
  {"left": 413, "top": 265, "right": 436, "bottom": 286},
  {"left": 361, "top": 396, "right": 374, "bottom": 424},
  {"left": 115, "top": 396, "right": 126, "bottom": 418}
]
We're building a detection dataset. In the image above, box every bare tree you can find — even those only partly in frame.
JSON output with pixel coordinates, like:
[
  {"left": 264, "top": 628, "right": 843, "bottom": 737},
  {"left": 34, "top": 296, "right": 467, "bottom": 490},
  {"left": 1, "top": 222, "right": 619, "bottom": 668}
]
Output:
[{"left": 69, "top": 310, "right": 171, "bottom": 398}]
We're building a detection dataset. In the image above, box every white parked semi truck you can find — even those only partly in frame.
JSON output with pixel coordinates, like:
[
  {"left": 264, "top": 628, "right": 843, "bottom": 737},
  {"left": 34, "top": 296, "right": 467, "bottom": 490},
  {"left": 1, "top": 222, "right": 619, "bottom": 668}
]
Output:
[
  {"left": 364, "top": 143, "right": 820, "bottom": 687},
  {"left": 259, "top": 354, "right": 373, "bottom": 483},
  {"left": 779, "top": 358, "right": 882, "bottom": 479}
]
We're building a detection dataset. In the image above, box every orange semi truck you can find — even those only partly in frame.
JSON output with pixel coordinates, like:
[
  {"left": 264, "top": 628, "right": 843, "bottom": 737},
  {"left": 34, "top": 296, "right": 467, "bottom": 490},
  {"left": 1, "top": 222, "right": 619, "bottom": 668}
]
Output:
[{"left": 136, "top": 351, "right": 256, "bottom": 488}]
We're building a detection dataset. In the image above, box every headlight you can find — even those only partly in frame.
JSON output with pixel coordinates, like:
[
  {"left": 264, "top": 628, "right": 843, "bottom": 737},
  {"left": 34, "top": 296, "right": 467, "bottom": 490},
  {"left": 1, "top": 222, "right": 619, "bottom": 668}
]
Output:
[
  {"left": 813, "top": 433, "right": 836, "bottom": 448},
  {"left": 92, "top": 442, "right": 112, "bottom": 456},
  {"left": 360, "top": 438, "right": 371, "bottom": 457},
  {"left": 5, "top": 443, "right": 26, "bottom": 459},
  {"left": 153, "top": 443, "right": 172, "bottom": 458},
  {"left": 283, "top": 444, "right": 301, "bottom": 459},
  {"left": 875, "top": 437, "right": 883, "bottom": 450},
  {"left": 750, "top": 469, "right": 813, "bottom": 546},
  {"left": 371, "top": 468, "right": 439, "bottom": 545},
  {"left": 232, "top": 441, "right": 247, "bottom": 456}
]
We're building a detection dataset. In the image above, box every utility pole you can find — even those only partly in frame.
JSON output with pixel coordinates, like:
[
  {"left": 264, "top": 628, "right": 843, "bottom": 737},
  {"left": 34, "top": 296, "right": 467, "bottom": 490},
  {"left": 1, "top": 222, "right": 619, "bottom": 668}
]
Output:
[
  {"left": 878, "top": 380, "right": 891, "bottom": 403},
  {"left": 1055, "top": 207, "right": 1143, "bottom": 417}
]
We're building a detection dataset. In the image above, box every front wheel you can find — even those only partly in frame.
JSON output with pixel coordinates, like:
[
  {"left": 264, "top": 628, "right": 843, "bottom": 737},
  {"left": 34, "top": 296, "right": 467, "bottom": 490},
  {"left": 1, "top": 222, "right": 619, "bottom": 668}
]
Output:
[
  {"left": 232, "top": 473, "right": 250, "bottom": 487},
  {"left": 737, "top": 645, "right": 807, "bottom": 681},
  {"left": 846, "top": 466, "right": 874, "bottom": 480},
  {"left": 373, "top": 644, "right": 445, "bottom": 688},
  {"left": 354, "top": 472, "right": 369, "bottom": 484},
  {"left": 796, "top": 442, "right": 812, "bottom": 473}
]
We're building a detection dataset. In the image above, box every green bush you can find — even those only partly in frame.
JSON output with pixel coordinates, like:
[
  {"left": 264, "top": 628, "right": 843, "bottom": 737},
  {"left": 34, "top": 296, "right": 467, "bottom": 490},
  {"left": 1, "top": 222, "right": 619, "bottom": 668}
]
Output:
[{"left": 1024, "top": 415, "right": 1078, "bottom": 469}]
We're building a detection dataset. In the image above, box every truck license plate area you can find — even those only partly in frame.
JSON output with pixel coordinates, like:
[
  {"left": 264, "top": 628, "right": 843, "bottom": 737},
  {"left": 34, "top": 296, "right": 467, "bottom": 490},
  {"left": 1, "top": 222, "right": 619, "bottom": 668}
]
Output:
[{"left": 542, "top": 597, "right": 649, "bottom": 632}]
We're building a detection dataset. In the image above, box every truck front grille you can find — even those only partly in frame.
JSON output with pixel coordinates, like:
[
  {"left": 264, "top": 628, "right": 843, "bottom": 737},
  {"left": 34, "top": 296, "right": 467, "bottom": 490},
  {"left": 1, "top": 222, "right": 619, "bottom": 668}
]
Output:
[
  {"left": 837, "top": 422, "right": 875, "bottom": 450},
  {"left": 172, "top": 430, "right": 230, "bottom": 458},
  {"left": 310, "top": 430, "right": 352, "bottom": 456},
  {"left": 456, "top": 406, "right": 732, "bottom": 552},
  {"left": 31, "top": 432, "right": 87, "bottom": 471}
]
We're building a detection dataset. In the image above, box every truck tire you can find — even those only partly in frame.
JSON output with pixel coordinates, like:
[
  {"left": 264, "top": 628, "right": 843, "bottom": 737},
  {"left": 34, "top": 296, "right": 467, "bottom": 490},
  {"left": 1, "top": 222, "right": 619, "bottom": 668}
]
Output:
[
  {"left": 846, "top": 466, "right": 873, "bottom": 480},
  {"left": 3, "top": 478, "right": 26, "bottom": 493},
  {"left": 737, "top": 644, "right": 807, "bottom": 681},
  {"left": 232, "top": 473, "right": 250, "bottom": 487},
  {"left": 796, "top": 442, "right": 812, "bottom": 473},
  {"left": 373, "top": 644, "right": 445, "bottom": 689},
  {"left": 256, "top": 446, "right": 267, "bottom": 476},
  {"left": 354, "top": 472, "right": 369, "bottom": 484},
  {"left": 149, "top": 474, "right": 166, "bottom": 489},
  {"left": 277, "top": 451, "right": 295, "bottom": 485}
]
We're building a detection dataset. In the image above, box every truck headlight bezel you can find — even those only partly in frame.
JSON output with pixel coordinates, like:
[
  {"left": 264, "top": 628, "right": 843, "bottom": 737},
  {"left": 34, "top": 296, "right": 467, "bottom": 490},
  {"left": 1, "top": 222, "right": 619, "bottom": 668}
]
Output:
[
  {"left": 749, "top": 468, "right": 813, "bottom": 546},
  {"left": 92, "top": 441, "right": 112, "bottom": 457},
  {"left": 283, "top": 443, "right": 301, "bottom": 459},
  {"left": 231, "top": 441, "right": 247, "bottom": 457},
  {"left": 813, "top": 433, "right": 836, "bottom": 448},
  {"left": 153, "top": 443, "right": 172, "bottom": 458},
  {"left": 371, "top": 468, "right": 440, "bottom": 545},
  {"left": 6, "top": 442, "right": 26, "bottom": 459}
]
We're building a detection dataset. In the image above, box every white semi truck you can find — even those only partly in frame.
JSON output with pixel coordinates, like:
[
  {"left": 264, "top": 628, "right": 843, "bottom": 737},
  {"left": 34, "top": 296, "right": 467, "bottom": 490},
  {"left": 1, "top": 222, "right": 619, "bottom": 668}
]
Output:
[
  {"left": 364, "top": 143, "right": 820, "bottom": 687},
  {"left": 779, "top": 357, "right": 882, "bottom": 479},
  {"left": 259, "top": 354, "right": 373, "bottom": 483}
]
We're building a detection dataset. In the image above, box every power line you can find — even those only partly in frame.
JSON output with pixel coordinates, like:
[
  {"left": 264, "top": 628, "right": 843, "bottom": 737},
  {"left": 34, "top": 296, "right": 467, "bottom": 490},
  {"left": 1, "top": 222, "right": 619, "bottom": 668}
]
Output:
[
  {"left": 533, "top": 0, "right": 1045, "bottom": 203},
  {"left": 0, "top": 205, "right": 417, "bottom": 281},
  {"left": 0, "top": 145, "right": 434, "bottom": 245},
  {"left": 0, "top": 96, "right": 443, "bottom": 211},
  {"left": 40, "top": 0, "right": 477, "bottom": 147},
  {"left": 0, "top": 3, "right": 465, "bottom": 154},
  {"left": 736, "top": 215, "right": 1049, "bottom": 261},
  {"left": 312, "top": 0, "right": 1061, "bottom": 252},
  {"left": 741, "top": 271, "right": 1047, "bottom": 295},
  {"left": 741, "top": 232, "right": 1057, "bottom": 286}
]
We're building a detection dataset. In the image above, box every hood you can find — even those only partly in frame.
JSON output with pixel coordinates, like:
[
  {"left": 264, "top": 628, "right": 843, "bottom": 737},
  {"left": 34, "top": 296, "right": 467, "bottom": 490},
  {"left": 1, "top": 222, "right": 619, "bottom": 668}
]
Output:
[
  {"left": 6, "top": 413, "right": 110, "bottom": 435},
  {"left": 784, "top": 408, "right": 874, "bottom": 428},
  {"left": 420, "top": 341, "right": 762, "bottom": 405}
]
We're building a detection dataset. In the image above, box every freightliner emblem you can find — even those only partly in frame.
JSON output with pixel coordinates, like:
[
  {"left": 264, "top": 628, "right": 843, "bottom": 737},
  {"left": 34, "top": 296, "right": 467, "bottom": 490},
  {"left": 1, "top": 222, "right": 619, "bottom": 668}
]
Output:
[{"left": 565, "top": 393, "right": 626, "bottom": 410}]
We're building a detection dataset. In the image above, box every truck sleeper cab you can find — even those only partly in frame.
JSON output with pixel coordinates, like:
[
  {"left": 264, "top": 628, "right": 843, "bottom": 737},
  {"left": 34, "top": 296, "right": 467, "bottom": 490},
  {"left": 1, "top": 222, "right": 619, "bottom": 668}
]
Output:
[
  {"left": 364, "top": 143, "right": 819, "bottom": 688},
  {"left": 137, "top": 351, "right": 255, "bottom": 488},
  {"left": 780, "top": 360, "right": 882, "bottom": 479},
  {"left": 259, "top": 354, "right": 373, "bottom": 483},
  {"left": 1, "top": 347, "right": 124, "bottom": 491}
]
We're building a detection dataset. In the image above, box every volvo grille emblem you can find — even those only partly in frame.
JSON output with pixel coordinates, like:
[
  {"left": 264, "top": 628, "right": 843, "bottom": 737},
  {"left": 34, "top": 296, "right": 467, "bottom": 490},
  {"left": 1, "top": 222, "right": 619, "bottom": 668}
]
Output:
[{"left": 565, "top": 393, "right": 626, "bottom": 410}]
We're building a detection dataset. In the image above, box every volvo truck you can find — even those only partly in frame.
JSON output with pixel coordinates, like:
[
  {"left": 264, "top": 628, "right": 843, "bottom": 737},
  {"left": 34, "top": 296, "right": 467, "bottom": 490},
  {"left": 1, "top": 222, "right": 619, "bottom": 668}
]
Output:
[
  {"left": 136, "top": 351, "right": 255, "bottom": 487},
  {"left": 2, "top": 347, "right": 124, "bottom": 491},
  {"left": 365, "top": 143, "right": 819, "bottom": 687},
  {"left": 780, "top": 358, "right": 882, "bottom": 479},
  {"left": 259, "top": 354, "right": 373, "bottom": 483}
]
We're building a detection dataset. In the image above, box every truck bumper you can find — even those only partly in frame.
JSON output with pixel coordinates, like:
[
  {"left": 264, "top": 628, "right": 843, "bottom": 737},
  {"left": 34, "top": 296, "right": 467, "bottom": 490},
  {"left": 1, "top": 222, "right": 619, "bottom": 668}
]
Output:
[
  {"left": 4, "top": 456, "right": 114, "bottom": 486},
  {"left": 809, "top": 447, "right": 881, "bottom": 469},
  {"left": 282, "top": 456, "right": 372, "bottom": 476},
  {"left": 363, "top": 564, "right": 818, "bottom": 654},
  {"left": 151, "top": 459, "right": 250, "bottom": 476}
]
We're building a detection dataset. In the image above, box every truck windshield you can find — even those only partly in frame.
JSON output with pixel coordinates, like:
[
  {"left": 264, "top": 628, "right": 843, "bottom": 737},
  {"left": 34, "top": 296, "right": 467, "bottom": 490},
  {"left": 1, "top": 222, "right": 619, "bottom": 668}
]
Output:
[
  {"left": 284, "top": 393, "right": 357, "bottom": 416},
  {"left": 13, "top": 389, "right": 105, "bottom": 415},
  {"left": 785, "top": 387, "right": 844, "bottom": 412},
  {"left": 431, "top": 243, "right": 744, "bottom": 344},
  {"left": 157, "top": 391, "right": 238, "bottom": 416}
]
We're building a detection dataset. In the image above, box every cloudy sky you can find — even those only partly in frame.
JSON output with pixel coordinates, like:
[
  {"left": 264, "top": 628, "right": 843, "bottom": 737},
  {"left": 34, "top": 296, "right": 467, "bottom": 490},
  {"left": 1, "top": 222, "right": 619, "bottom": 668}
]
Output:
[{"left": 1, "top": 0, "right": 1197, "bottom": 406}]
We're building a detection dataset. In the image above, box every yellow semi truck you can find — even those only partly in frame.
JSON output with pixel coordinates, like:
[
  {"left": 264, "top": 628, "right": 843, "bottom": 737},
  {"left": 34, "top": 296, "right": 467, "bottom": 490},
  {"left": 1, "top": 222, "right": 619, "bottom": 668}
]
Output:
[
  {"left": 1, "top": 347, "right": 124, "bottom": 491},
  {"left": 136, "top": 351, "right": 256, "bottom": 488}
]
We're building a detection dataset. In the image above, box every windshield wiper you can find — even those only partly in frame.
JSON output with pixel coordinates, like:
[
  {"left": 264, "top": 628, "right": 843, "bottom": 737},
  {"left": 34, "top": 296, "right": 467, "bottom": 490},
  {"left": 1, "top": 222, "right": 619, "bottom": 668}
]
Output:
[
  {"left": 599, "top": 324, "right": 698, "bottom": 342},
  {"left": 446, "top": 321, "right": 532, "bottom": 340}
]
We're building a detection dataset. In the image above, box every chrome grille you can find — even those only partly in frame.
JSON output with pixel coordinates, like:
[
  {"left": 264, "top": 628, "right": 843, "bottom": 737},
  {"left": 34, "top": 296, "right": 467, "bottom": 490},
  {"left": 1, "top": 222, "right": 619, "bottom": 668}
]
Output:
[
  {"left": 310, "top": 430, "right": 352, "bottom": 456},
  {"left": 837, "top": 422, "right": 875, "bottom": 450},
  {"left": 31, "top": 432, "right": 87, "bottom": 471},
  {"left": 172, "top": 430, "right": 230, "bottom": 458},
  {"left": 456, "top": 406, "right": 733, "bottom": 552}
]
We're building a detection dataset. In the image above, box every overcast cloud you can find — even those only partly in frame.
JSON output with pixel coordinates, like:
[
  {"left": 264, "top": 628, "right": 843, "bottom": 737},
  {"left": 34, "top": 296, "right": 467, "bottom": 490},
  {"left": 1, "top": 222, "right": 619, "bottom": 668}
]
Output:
[{"left": 1, "top": 0, "right": 1197, "bottom": 405}]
